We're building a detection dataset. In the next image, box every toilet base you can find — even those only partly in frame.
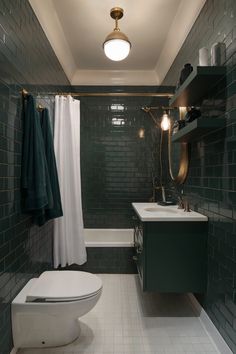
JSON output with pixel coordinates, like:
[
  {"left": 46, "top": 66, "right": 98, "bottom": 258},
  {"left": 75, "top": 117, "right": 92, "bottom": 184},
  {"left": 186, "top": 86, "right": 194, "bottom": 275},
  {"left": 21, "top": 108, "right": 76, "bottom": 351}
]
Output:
[{"left": 13, "top": 316, "right": 81, "bottom": 348}]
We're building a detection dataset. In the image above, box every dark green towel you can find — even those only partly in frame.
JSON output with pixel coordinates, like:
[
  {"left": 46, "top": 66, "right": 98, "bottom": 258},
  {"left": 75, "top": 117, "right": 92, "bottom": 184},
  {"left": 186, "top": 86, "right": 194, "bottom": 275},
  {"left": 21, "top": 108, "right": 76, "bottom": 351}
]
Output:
[
  {"left": 21, "top": 95, "right": 63, "bottom": 226},
  {"left": 35, "top": 108, "right": 63, "bottom": 225},
  {"left": 21, "top": 94, "right": 53, "bottom": 213}
]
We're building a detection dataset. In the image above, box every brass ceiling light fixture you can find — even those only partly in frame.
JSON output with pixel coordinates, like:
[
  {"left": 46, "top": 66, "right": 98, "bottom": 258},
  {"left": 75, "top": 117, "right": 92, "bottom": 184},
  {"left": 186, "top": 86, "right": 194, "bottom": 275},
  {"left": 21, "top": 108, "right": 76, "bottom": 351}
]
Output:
[{"left": 103, "top": 7, "right": 131, "bottom": 61}]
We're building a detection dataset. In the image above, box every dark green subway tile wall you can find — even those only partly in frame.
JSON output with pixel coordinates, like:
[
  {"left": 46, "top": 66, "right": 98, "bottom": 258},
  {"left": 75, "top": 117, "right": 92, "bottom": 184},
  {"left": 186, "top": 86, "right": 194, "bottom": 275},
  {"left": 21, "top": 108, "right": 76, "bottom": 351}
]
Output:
[
  {"left": 0, "top": 1, "right": 69, "bottom": 353},
  {"left": 65, "top": 247, "right": 137, "bottom": 274},
  {"left": 80, "top": 94, "right": 170, "bottom": 228},
  {"left": 163, "top": 0, "right": 236, "bottom": 351}
]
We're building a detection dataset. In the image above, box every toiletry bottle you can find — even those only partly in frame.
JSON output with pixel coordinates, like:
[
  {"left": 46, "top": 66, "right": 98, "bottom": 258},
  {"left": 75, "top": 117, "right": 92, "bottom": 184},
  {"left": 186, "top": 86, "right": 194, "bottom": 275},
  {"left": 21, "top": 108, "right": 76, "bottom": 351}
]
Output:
[
  {"left": 199, "top": 47, "right": 209, "bottom": 66},
  {"left": 211, "top": 42, "right": 226, "bottom": 66}
]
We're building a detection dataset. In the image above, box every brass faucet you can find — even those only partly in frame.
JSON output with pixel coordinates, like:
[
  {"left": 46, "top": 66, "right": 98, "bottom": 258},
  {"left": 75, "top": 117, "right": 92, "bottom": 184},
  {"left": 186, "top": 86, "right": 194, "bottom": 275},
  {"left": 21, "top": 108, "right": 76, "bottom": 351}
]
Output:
[
  {"left": 151, "top": 182, "right": 190, "bottom": 210},
  {"left": 177, "top": 196, "right": 191, "bottom": 212},
  {"left": 184, "top": 198, "right": 191, "bottom": 212},
  {"left": 177, "top": 196, "right": 184, "bottom": 209}
]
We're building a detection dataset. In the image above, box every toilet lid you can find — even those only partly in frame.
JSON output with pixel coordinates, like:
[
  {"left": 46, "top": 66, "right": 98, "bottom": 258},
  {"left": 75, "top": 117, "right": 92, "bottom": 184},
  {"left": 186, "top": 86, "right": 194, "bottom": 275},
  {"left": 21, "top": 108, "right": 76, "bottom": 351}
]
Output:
[{"left": 26, "top": 271, "right": 102, "bottom": 302}]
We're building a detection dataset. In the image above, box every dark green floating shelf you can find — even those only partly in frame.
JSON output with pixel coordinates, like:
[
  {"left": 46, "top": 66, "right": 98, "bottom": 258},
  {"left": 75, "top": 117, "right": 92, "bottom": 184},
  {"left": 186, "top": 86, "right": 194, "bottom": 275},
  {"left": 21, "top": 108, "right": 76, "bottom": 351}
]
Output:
[
  {"left": 171, "top": 117, "right": 225, "bottom": 143},
  {"left": 169, "top": 66, "right": 226, "bottom": 107}
]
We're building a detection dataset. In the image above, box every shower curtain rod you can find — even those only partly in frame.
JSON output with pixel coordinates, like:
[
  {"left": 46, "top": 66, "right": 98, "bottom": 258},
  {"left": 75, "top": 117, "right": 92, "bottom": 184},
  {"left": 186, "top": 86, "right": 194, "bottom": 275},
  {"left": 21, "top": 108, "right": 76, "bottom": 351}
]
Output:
[
  {"left": 142, "top": 106, "right": 176, "bottom": 111},
  {"left": 21, "top": 89, "right": 173, "bottom": 98}
]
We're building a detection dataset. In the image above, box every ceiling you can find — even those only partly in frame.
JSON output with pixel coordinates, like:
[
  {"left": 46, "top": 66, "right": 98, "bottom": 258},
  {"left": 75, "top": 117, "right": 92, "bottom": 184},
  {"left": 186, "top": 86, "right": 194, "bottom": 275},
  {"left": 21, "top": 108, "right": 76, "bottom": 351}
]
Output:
[{"left": 29, "top": 0, "right": 206, "bottom": 85}]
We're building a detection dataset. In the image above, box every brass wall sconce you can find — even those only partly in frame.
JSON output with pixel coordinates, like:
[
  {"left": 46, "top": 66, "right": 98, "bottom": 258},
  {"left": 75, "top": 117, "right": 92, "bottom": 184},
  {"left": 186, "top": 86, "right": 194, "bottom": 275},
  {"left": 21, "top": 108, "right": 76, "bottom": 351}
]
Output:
[{"left": 142, "top": 106, "right": 189, "bottom": 185}]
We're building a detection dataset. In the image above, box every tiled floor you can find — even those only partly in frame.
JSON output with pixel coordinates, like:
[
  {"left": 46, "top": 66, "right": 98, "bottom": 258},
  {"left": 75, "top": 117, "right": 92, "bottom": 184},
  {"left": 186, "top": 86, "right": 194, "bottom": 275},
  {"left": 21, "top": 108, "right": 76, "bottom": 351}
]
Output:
[{"left": 18, "top": 274, "right": 220, "bottom": 354}]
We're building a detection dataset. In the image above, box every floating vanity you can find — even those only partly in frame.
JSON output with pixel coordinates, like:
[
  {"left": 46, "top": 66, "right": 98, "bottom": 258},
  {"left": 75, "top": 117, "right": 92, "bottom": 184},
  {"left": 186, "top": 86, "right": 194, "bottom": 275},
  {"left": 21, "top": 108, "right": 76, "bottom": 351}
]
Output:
[{"left": 132, "top": 203, "right": 208, "bottom": 293}]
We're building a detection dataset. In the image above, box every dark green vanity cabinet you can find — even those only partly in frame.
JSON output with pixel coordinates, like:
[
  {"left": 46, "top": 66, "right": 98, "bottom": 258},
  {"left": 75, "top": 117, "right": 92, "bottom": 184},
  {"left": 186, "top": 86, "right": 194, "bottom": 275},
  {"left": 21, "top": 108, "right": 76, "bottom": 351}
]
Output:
[{"left": 133, "top": 216, "right": 207, "bottom": 293}]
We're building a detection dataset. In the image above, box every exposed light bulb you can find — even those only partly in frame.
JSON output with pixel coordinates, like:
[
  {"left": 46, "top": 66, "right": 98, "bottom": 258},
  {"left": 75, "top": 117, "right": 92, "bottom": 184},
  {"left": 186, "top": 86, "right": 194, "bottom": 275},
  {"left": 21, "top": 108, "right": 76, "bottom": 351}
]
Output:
[
  {"left": 179, "top": 107, "right": 187, "bottom": 120},
  {"left": 138, "top": 128, "right": 145, "bottom": 138},
  {"left": 161, "top": 113, "right": 170, "bottom": 131}
]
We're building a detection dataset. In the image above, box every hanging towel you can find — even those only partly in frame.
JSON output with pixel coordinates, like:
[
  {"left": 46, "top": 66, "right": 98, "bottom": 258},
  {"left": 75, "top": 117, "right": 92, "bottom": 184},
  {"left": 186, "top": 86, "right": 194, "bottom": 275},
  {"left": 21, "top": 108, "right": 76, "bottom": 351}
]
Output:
[
  {"left": 35, "top": 108, "right": 63, "bottom": 225},
  {"left": 21, "top": 94, "right": 63, "bottom": 226},
  {"left": 21, "top": 94, "right": 53, "bottom": 213}
]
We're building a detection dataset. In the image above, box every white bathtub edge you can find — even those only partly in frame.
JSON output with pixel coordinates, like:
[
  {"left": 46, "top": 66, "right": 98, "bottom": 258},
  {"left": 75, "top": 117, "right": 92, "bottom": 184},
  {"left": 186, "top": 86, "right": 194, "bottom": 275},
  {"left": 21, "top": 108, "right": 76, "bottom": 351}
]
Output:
[
  {"left": 84, "top": 229, "right": 134, "bottom": 247},
  {"left": 85, "top": 242, "right": 134, "bottom": 247}
]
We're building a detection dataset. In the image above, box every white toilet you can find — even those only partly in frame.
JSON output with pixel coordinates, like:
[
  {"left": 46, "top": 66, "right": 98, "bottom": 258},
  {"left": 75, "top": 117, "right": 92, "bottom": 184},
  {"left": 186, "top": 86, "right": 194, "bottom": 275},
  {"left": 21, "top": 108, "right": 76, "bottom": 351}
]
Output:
[{"left": 11, "top": 270, "right": 102, "bottom": 348}]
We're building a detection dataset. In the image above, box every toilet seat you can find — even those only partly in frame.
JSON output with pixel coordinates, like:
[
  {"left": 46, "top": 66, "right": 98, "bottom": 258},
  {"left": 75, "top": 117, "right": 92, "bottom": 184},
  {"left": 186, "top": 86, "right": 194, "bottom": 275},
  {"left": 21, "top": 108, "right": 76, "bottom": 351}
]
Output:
[{"left": 25, "top": 270, "right": 102, "bottom": 303}]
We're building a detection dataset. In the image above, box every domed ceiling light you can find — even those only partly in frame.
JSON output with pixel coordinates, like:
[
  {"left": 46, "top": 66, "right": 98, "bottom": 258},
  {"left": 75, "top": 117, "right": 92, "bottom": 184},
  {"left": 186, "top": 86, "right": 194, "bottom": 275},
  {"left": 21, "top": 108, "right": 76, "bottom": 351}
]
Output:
[{"left": 103, "top": 7, "right": 131, "bottom": 61}]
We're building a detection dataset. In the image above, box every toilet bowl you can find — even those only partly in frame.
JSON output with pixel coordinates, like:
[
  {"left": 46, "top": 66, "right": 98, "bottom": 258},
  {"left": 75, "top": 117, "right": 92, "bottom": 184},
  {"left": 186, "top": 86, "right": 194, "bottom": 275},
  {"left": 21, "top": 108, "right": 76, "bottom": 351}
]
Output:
[{"left": 11, "top": 270, "right": 102, "bottom": 348}]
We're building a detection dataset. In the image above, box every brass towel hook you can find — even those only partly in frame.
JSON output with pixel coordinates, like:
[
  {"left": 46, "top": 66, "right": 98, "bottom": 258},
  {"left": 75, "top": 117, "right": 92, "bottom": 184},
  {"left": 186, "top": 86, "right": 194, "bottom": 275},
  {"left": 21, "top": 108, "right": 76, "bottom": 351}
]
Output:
[
  {"left": 37, "top": 104, "right": 44, "bottom": 111},
  {"left": 21, "top": 89, "right": 29, "bottom": 97}
]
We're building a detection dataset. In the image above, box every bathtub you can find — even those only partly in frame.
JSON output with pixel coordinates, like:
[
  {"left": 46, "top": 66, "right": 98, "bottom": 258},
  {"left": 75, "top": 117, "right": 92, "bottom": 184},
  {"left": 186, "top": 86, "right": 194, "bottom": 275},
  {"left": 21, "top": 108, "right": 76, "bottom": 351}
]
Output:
[{"left": 84, "top": 229, "right": 134, "bottom": 247}]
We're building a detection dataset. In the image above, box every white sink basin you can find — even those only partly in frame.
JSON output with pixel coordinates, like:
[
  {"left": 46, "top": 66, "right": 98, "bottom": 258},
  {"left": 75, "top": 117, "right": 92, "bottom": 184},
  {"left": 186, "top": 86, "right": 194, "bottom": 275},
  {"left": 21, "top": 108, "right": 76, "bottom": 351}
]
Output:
[
  {"left": 132, "top": 203, "right": 208, "bottom": 222},
  {"left": 144, "top": 207, "right": 177, "bottom": 213}
]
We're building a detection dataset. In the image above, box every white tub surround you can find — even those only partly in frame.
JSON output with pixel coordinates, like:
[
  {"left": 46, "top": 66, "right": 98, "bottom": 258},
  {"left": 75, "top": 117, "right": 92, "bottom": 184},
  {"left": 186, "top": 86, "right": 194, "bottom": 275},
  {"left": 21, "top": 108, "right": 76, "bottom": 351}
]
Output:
[
  {"left": 132, "top": 203, "right": 208, "bottom": 222},
  {"left": 84, "top": 229, "right": 133, "bottom": 247},
  {"left": 80, "top": 229, "right": 135, "bottom": 273}
]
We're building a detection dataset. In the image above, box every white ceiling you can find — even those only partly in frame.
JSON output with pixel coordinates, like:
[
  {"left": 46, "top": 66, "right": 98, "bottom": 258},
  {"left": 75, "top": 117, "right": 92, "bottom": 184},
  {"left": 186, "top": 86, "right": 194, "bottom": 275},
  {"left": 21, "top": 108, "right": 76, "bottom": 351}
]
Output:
[
  {"left": 29, "top": 0, "right": 206, "bottom": 85},
  {"left": 52, "top": 0, "right": 180, "bottom": 70}
]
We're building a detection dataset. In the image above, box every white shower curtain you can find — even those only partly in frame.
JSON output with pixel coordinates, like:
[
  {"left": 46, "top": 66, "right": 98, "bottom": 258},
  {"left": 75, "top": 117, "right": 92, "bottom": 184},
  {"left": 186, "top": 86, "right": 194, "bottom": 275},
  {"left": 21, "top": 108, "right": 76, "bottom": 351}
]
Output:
[{"left": 53, "top": 95, "right": 87, "bottom": 267}]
